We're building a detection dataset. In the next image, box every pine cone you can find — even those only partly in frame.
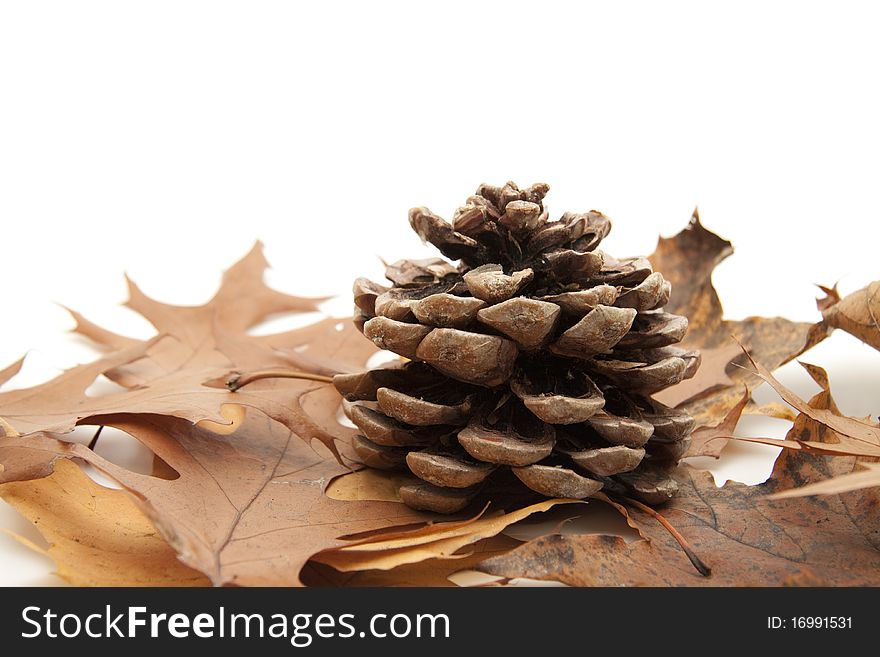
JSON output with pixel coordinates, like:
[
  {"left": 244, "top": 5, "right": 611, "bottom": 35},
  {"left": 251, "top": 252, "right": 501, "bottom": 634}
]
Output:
[{"left": 334, "top": 181, "right": 699, "bottom": 514}]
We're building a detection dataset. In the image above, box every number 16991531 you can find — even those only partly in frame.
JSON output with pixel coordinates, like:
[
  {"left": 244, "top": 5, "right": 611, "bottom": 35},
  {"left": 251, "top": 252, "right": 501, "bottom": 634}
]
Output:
[{"left": 768, "top": 617, "right": 852, "bottom": 630}]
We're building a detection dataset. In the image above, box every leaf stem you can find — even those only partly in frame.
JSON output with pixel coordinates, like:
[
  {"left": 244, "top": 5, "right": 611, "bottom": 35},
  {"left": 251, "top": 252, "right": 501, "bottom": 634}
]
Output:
[
  {"left": 87, "top": 425, "right": 104, "bottom": 451},
  {"left": 226, "top": 369, "right": 334, "bottom": 391},
  {"left": 621, "top": 495, "right": 712, "bottom": 577}
]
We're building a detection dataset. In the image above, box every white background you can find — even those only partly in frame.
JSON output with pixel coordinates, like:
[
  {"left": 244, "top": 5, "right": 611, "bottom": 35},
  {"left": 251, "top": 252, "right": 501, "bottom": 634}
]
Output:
[{"left": 1, "top": 1, "right": 879, "bottom": 585}]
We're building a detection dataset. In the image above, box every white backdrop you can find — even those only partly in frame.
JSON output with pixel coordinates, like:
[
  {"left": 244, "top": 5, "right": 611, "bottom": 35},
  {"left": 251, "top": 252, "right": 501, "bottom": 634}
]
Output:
[{"left": 2, "top": 1, "right": 879, "bottom": 585}]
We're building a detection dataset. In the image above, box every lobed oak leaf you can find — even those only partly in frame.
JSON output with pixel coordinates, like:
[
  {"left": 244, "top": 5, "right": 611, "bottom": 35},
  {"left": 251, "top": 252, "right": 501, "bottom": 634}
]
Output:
[
  {"left": 477, "top": 460, "right": 880, "bottom": 586},
  {"left": 0, "top": 459, "right": 209, "bottom": 586},
  {"left": 0, "top": 243, "right": 376, "bottom": 459},
  {"left": 648, "top": 210, "right": 820, "bottom": 425},
  {"left": 0, "top": 411, "right": 432, "bottom": 586}
]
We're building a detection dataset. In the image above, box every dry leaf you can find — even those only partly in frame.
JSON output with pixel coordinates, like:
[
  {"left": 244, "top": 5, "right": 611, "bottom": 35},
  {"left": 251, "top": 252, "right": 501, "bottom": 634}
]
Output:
[
  {"left": 0, "top": 459, "right": 208, "bottom": 586},
  {"left": 0, "top": 411, "right": 431, "bottom": 586},
  {"left": 737, "top": 356, "right": 880, "bottom": 457},
  {"left": 311, "top": 498, "right": 581, "bottom": 573},
  {"left": 730, "top": 357, "right": 880, "bottom": 498},
  {"left": 743, "top": 401, "right": 797, "bottom": 422},
  {"left": 768, "top": 463, "right": 880, "bottom": 499},
  {"left": 808, "top": 280, "right": 880, "bottom": 351},
  {"left": 301, "top": 535, "right": 523, "bottom": 587},
  {"left": 0, "top": 243, "right": 373, "bottom": 458},
  {"left": 684, "top": 387, "right": 749, "bottom": 458},
  {"left": 478, "top": 456, "right": 880, "bottom": 585},
  {"left": 653, "top": 343, "right": 739, "bottom": 408},
  {"left": 815, "top": 284, "right": 842, "bottom": 312},
  {"left": 325, "top": 469, "right": 419, "bottom": 503},
  {"left": 648, "top": 211, "right": 820, "bottom": 424},
  {"left": 0, "top": 357, "right": 25, "bottom": 389},
  {"left": 2, "top": 243, "right": 578, "bottom": 587}
]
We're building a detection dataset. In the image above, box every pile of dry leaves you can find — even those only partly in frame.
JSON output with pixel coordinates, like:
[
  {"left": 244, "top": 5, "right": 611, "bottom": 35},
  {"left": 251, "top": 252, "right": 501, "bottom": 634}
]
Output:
[{"left": 1, "top": 214, "right": 878, "bottom": 587}]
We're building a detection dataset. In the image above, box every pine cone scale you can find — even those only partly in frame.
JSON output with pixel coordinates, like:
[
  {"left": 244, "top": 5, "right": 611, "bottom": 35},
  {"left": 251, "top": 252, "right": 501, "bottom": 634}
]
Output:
[{"left": 415, "top": 329, "right": 518, "bottom": 387}]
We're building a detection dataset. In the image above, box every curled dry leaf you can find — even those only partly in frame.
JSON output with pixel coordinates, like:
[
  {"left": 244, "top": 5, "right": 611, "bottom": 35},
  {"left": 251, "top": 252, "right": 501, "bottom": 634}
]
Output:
[
  {"left": 731, "top": 356, "right": 880, "bottom": 498},
  {"left": 310, "top": 498, "right": 582, "bottom": 573},
  {"left": 648, "top": 210, "right": 820, "bottom": 424},
  {"left": 768, "top": 463, "right": 880, "bottom": 499},
  {"left": 301, "top": 535, "right": 523, "bottom": 587},
  {"left": 683, "top": 387, "right": 750, "bottom": 459},
  {"left": 0, "top": 357, "right": 25, "bottom": 388},
  {"left": 743, "top": 401, "right": 797, "bottom": 422},
  {"left": 808, "top": 281, "right": 880, "bottom": 351},
  {"left": 736, "top": 354, "right": 880, "bottom": 457}
]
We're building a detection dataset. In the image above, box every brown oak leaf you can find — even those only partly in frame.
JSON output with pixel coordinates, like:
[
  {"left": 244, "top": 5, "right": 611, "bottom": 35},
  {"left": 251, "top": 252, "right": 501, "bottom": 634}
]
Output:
[
  {"left": 0, "top": 459, "right": 210, "bottom": 586},
  {"left": 477, "top": 459, "right": 880, "bottom": 586},
  {"left": 653, "top": 343, "right": 740, "bottom": 409},
  {"left": 0, "top": 411, "right": 433, "bottom": 586},
  {"left": 648, "top": 210, "right": 820, "bottom": 425},
  {"left": 0, "top": 243, "right": 372, "bottom": 458}
]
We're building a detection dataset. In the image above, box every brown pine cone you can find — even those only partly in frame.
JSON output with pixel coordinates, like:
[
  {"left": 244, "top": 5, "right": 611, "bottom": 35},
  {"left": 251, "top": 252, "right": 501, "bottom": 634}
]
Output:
[{"left": 334, "top": 181, "right": 699, "bottom": 514}]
